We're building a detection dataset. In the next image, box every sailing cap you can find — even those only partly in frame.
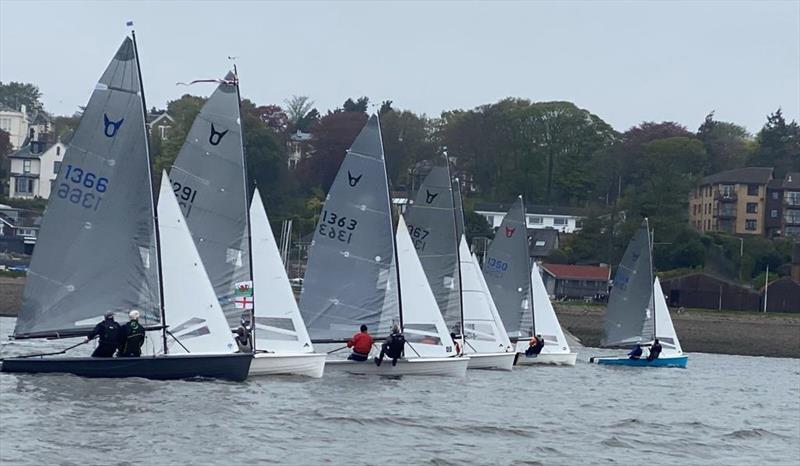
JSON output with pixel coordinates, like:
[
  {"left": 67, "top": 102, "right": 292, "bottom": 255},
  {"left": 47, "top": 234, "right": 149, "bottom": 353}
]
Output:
[{"left": 129, "top": 310, "right": 140, "bottom": 320}]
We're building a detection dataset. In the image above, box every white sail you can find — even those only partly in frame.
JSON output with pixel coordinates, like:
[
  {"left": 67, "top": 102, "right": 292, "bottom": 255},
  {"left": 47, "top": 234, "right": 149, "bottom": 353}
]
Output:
[
  {"left": 396, "top": 215, "right": 457, "bottom": 358},
  {"left": 158, "top": 173, "right": 237, "bottom": 355},
  {"left": 459, "top": 237, "right": 512, "bottom": 354},
  {"left": 250, "top": 188, "right": 314, "bottom": 353},
  {"left": 654, "top": 277, "right": 683, "bottom": 355},
  {"left": 524, "top": 262, "right": 571, "bottom": 355}
]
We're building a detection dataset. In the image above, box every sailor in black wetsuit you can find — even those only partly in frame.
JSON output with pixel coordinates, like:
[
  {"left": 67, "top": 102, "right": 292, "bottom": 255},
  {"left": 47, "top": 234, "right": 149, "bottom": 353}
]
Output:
[
  {"left": 375, "top": 325, "right": 405, "bottom": 367},
  {"left": 86, "top": 311, "right": 121, "bottom": 358},
  {"left": 525, "top": 334, "right": 545, "bottom": 357},
  {"left": 118, "top": 310, "right": 146, "bottom": 357},
  {"left": 628, "top": 344, "right": 643, "bottom": 360},
  {"left": 647, "top": 339, "right": 662, "bottom": 361}
]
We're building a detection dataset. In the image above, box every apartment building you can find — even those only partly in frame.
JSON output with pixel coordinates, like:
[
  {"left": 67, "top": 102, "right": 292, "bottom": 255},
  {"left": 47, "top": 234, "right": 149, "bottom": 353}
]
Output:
[
  {"left": 765, "top": 173, "right": 800, "bottom": 238},
  {"left": 689, "top": 167, "right": 773, "bottom": 236}
]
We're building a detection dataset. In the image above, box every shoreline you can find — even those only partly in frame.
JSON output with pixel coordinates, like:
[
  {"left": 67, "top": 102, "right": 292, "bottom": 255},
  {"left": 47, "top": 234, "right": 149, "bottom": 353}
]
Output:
[{"left": 2, "top": 278, "right": 797, "bottom": 358}]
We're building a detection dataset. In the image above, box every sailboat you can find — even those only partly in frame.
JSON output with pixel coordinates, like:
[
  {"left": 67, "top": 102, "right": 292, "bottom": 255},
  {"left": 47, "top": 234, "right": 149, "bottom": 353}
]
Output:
[
  {"left": 589, "top": 219, "right": 687, "bottom": 367},
  {"left": 405, "top": 167, "right": 514, "bottom": 370},
  {"left": 299, "top": 115, "right": 469, "bottom": 376},
  {"left": 0, "top": 35, "right": 251, "bottom": 381},
  {"left": 515, "top": 263, "right": 577, "bottom": 365},
  {"left": 483, "top": 196, "right": 575, "bottom": 366},
  {"left": 168, "top": 71, "right": 324, "bottom": 377}
]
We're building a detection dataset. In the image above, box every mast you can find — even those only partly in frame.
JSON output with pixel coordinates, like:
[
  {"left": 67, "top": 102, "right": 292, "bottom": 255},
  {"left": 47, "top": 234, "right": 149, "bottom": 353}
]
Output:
[
  {"left": 378, "top": 113, "right": 404, "bottom": 331},
  {"left": 522, "top": 195, "right": 535, "bottom": 337},
  {"left": 232, "top": 64, "right": 257, "bottom": 349},
  {"left": 131, "top": 29, "right": 168, "bottom": 355},
  {"left": 445, "top": 154, "right": 465, "bottom": 343},
  {"left": 647, "top": 218, "right": 655, "bottom": 340}
]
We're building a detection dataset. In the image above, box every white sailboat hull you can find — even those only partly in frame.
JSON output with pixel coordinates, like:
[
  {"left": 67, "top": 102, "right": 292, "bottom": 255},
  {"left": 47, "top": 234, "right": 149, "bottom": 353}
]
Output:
[
  {"left": 515, "top": 351, "right": 578, "bottom": 366},
  {"left": 325, "top": 356, "right": 469, "bottom": 377},
  {"left": 249, "top": 352, "right": 327, "bottom": 378},
  {"left": 465, "top": 352, "right": 515, "bottom": 371}
]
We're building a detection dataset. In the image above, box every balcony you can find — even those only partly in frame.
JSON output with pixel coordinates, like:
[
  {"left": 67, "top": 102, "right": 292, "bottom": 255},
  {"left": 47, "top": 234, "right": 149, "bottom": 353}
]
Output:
[
  {"left": 714, "top": 192, "right": 737, "bottom": 202},
  {"left": 714, "top": 209, "right": 737, "bottom": 219},
  {"left": 9, "top": 172, "right": 39, "bottom": 178}
]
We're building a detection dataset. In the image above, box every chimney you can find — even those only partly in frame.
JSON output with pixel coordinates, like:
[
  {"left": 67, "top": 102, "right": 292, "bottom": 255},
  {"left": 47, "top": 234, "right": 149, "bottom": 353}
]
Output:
[
  {"left": 20, "top": 104, "right": 27, "bottom": 115},
  {"left": 29, "top": 127, "right": 35, "bottom": 142}
]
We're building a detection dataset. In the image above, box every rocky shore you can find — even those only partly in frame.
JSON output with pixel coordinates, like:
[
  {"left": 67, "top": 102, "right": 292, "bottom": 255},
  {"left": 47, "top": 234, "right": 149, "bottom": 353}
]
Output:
[{"left": 1, "top": 277, "right": 797, "bottom": 358}]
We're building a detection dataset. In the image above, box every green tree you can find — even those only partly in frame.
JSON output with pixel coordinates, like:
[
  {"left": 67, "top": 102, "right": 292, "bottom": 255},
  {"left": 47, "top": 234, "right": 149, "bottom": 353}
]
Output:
[
  {"left": 380, "top": 109, "right": 437, "bottom": 187},
  {"left": 154, "top": 94, "right": 206, "bottom": 173},
  {"left": 342, "top": 96, "right": 369, "bottom": 113},
  {"left": 697, "top": 112, "right": 753, "bottom": 173},
  {"left": 296, "top": 111, "right": 368, "bottom": 192},
  {"left": 748, "top": 108, "right": 800, "bottom": 177},
  {"left": 0, "top": 81, "right": 43, "bottom": 111}
]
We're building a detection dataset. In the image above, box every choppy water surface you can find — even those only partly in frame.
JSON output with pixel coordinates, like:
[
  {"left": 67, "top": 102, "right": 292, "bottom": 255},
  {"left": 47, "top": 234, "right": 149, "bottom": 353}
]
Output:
[{"left": 1, "top": 316, "right": 798, "bottom": 465}]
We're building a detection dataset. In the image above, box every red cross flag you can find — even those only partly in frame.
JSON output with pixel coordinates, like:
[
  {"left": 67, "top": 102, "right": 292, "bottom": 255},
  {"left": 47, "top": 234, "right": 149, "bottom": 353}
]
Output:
[{"left": 235, "top": 296, "right": 254, "bottom": 310}]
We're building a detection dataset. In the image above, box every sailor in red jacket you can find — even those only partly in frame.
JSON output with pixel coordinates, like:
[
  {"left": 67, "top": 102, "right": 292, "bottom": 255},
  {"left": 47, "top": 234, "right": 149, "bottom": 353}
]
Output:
[{"left": 347, "top": 325, "right": 374, "bottom": 361}]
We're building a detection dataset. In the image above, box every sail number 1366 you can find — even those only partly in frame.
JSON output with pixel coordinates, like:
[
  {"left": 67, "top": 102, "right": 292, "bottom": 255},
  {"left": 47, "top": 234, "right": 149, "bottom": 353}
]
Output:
[{"left": 56, "top": 164, "right": 109, "bottom": 211}]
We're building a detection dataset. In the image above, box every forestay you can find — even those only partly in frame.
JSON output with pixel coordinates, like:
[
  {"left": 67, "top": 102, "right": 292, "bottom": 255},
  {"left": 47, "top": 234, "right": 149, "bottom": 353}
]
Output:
[
  {"left": 483, "top": 197, "right": 533, "bottom": 340},
  {"left": 529, "top": 263, "right": 570, "bottom": 354},
  {"left": 157, "top": 174, "right": 237, "bottom": 355},
  {"left": 250, "top": 188, "right": 314, "bottom": 353},
  {"left": 396, "top": 216, "right": 457, "bottom": 358},
  {"left": 299, "top": 115, "right": 398, "bottom": 341},
  {"left": 169, "top": 71, "right": 249, "bottom": 326},
  {"left": 654, "top": 277, "right": 683, "bottom": 354},
  {"left": 459, "top": 237, "right": 512, "bottom": 354},
  {"left": 404, "top": 166, "right": 461, "bottom": 332},
  {"left": 13, "top": 37, "right": 160, "bottom": 339},
  {"left": 603, "top": 219, "right": 655, "bottom": 347}
]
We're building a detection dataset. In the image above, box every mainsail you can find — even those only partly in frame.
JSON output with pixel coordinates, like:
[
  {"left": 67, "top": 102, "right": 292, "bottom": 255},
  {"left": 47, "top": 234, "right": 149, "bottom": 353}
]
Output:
[
  {"left": 299, "top": 115, "right": 398, "bottom": 341},
  {"left": 404, "top": 166, "right": 461, "bottom": 332},
  {"left": 528, "top": 262, "right": 571, "bottom": 354},
  {"left": 483, "top": 197, "right": 533, "bottom": 340},
  {"left": 13, "top": 37, "right": 161, "bottom": 339},
  {"left": 460, "top": 237, "right": 512, "bottom": 354},
  {"left": 250, "top": 188, "right": 314, "bottom": 353},
  {"left": 157, "top": 174, "right": 237, "bottom": 354},
  {"left": 168, "top": 71, "right": 249, "bottom": 326},
  {"left": 603, "top": 219, "right": 655, "bottom": 347}
]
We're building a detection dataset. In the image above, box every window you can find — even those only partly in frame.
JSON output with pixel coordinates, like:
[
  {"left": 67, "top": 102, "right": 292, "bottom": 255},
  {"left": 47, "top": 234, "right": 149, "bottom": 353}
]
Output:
[
  {"left": 720, "top": 185, "right": 735, "bottom": 197},
  {"left": 785, "top": 210, "right": 800, "bottom": 224},
  {"left": 692, "top": 205, "right": 697, "bottom": 215},
  {"left": 53, "top": 161, "right": 62, "bottom": 174},
  {"left": 15, "top": 178, "right": 33, "bottom": 194},
  {"left": 56, "top": 146, "right": 61, "bottom": 156},
  {"left": 745, "top": 219, "right": 757, "bottom": 231},
  {"left": 485, "top": 215, "right": 494, "bottom": 226},
  {"left": 786, "top": 226, "right": 800, "bottom": 237},
  {"left": 747, "top": 184, "right": 759, "bottom": 196},
  {"left": 23, "top": 160, "right": 31, "bottom": 173},
  {"left": 17, "top": 228, "right": 35, "bottom": 237},
  {"left": 159, "top": 125, "right": 171, "bottom": 139},
  {"left": 771, "top": 209, "right": 778, "bottom": 218},
  {"left": 786, "top": 191, "right": 800, "bottom": 206},
  {"left": 746, "top": 203, "right": 758, "bottom": 213},
  {"left": 0, "top": 117, "right": 10, "bottom": 131},
  {"left": 528, "top": 216, "right": 543, "bottom": 225},
  {"left": 772, "top": 191, "right": 779, "bottom": 200},
  {"left": 554, "top": 218, "right": 567, "bottom": 226},
  {"left": 534, "top": 240, "right": 546, "bottom": 247}
]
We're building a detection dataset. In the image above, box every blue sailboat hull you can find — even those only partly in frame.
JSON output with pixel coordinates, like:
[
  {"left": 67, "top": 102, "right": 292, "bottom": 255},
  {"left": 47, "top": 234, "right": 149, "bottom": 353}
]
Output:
[
  {"left": 0, "top": 353, "right": 253, "bottom": 381},
  {"left": 589, "top": 355, "right": 688, "bottom": 368}
]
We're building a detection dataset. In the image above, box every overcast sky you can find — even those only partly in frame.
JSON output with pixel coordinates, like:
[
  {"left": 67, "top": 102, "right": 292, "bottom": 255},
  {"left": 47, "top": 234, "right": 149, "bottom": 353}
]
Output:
[{"left": 1, "top": 0, "right": 798, "bottom": 134}]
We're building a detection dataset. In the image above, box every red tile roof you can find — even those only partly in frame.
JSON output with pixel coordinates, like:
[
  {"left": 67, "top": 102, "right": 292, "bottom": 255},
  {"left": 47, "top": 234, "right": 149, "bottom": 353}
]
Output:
[{"left": 541, "top": 264, "right": 610, "bottom": 280}]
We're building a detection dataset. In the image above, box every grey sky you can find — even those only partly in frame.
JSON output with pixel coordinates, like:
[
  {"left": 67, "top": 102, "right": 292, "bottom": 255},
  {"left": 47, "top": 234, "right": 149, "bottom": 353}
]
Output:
[{"left": 1, "top": 0, "right": 798, "bottom": 134}]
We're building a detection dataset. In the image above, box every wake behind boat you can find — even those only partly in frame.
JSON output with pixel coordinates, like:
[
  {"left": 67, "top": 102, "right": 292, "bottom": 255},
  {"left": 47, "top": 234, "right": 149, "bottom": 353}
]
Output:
[
  {"left": 590, "top": 219, "right": 687, "bottom": 368},
  {"left": 1, "top": 34, "right": 250, "bottom": 382}
]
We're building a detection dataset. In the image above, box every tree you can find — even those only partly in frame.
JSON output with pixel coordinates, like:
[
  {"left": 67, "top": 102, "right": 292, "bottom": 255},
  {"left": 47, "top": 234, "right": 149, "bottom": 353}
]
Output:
[
  {"left": 379, "top": 100, "right": 393, "bottom": 115},
  {"left": 296, "top": 108, "right": 319, "bottom": 133},
  {"left": 380, "top": 109, "right": 437, "bottom": 187},
  {"left": 251, "top": 104, "right": 289, "bottom": 134},
  {"left": 284, "top": 96, "right": 314, "bottom": 125},
  {"left": 748, "top": 108, "right": 800, "bottom": 177},
  {"left": 296, "top": 111, "right": 368, "bottom": 192},
  {"left": 0, "top": 82, "right": 43, "bottom": 112},
  {"left": 154, "top": 94, "right": 207, "bottom": 173},
  {"left": 697, "top": 112, "right": 753, "bottom": 173},
  {"left": 342, "top": 96, "right": 369, "bottom": 113},
  {"left": 0, "top": 129, "right": 12, "bottom": 191}
]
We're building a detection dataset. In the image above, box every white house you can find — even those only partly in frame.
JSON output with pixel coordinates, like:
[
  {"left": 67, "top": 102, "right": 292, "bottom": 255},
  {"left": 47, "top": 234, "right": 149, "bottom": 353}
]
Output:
[
  {"left": 8, "top": 133, "right": 67, "bottom": 199},
  {"left": 474, "top": 202, "right": 586, "bottom": 234},
  {"left": 0, "top": 104, "right": 51, "bottom": 150},
  {"left": 287, "top": 129, "right": 312, "bottom": 169}
]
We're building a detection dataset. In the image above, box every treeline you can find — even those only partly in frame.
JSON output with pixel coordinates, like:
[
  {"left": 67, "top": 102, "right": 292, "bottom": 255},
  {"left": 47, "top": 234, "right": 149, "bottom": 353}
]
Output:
[{"left": 2, "top": 81, "right": 799, "bottom": 282}]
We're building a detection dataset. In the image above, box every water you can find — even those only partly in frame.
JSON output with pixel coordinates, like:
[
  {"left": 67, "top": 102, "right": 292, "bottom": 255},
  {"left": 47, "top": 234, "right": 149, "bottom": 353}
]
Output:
[{"left": 1, "top": 316, "right": 798, "bottom": 466}]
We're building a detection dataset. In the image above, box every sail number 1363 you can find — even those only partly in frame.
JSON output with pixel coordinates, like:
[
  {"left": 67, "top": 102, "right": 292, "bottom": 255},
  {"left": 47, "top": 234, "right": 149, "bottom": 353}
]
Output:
[
  {"left": 56, "top": 164, "right": 109, "bottom": 211},
  {"left": 319, "top": 209, "right": 358, "bottom": 244}
]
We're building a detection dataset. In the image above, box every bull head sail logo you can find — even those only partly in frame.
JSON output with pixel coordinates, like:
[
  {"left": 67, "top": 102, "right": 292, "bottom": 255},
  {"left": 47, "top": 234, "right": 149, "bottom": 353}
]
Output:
[
  {"left": 347, "top": 171, "right": 362, "bottom": 187},
  {"left": 505, "top": 227, "right": 516, "bottom": 238},
  {"left": 103, "top": 114, "right": 124, "bottom": 137},
  {"left": 425, "top": 190, "right": 438, "bottom": 204},
  {"left": 209, "top": 123, "right": 229, "bottom": 146}
]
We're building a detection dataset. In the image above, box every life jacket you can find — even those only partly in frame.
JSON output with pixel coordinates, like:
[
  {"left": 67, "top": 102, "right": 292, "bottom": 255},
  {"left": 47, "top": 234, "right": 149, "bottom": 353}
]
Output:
[
  {"left": 386, "top": 333, "right": 405, "bottom": 357},
  {"left": 99, "top": 321, "right": 121, "bottom": 345},
  {"left": 122, "top": 321, "right": 145, "bottom": 352}
]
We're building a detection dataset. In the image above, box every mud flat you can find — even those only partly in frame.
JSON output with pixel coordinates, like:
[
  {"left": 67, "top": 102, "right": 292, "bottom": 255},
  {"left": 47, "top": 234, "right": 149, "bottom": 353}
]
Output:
[{"left": 0, "top": 277, "right": 24, "bottom": 317}]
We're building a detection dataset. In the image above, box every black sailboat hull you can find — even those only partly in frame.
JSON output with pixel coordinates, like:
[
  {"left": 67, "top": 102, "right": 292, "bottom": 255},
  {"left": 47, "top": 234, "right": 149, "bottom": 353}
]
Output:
[{"left": 0, "top": 353, "right": 252, "bottom": 382}]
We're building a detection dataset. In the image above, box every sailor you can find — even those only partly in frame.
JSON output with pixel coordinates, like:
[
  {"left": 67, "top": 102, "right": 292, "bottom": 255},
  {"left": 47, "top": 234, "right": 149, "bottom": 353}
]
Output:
[
  {"left": 375, "top": 325, "right": 405, "bottom": 367},
  {"left": 118, "top": 310, "right": 146, "bottom": 357},
  {"left": 628, "top": 344, "right": 643, "bottom": 360},
  {"left": 647, "top": 339, "right": 662, "bottom": 361},
  {"left": 450, "top": 332, "right": 462, "bottom": 355},
  {"left": 346, "top": 324, "right": 373, "bottom": 361},
  {"left": 86, "top": 311, "right": 121, "bottom": 358},
  {"left": 234, "top": 312, "right": 253, "bottom": 352},
  {"left": 525, "top": 334, "right": 545, "bottom": 357}
]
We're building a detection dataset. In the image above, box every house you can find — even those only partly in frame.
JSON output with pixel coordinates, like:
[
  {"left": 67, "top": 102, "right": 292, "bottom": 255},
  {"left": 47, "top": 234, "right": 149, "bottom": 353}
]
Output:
[
  {"left": 540, "top": 263, "right": 610, "bottom": 299},
  {"left": 147, "top": 110, "right": 174, "bottom": 141},
  {"left": 688, "top": 167, "right": 774, "bottom": 236},
  {"left": 7, "top": 129, "right": 67, "bottom": 199},
  {"left": 287, "top": 129, "right": 312, "bottom": 169},
  {"left": 528, "top": 228, "right": 560, "bottom": 260},
  {"left": 0, "top": 104, "right": 50, "bottom": 150},
  {"left": 659, "top": 273, "right": 761, "bottom": 311},
  {"left": 474, "top": 202, "right": 587, "bottom": 233},
  {"left": 0, "top": 204, "right": 41, "bottom": 254},
  {"left": 765, "top": 172, "right": 800, "bottom": 238}
]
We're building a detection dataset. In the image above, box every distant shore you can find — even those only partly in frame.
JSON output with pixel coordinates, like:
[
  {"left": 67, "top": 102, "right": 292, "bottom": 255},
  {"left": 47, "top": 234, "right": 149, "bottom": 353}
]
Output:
[{"left": 1, "top": 277, "right": 797, "bottom": 358}]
